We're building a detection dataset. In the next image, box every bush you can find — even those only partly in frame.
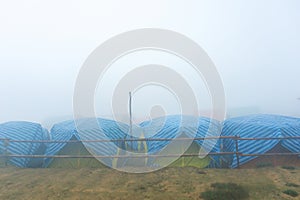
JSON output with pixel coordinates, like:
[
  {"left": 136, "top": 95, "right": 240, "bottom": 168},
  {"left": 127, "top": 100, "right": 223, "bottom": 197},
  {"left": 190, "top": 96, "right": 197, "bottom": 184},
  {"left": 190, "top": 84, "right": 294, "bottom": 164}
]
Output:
[
  {"left": 286, "top": 183, "right": 299, "bottom": 188},
  {"left": 201, "top": 182, "right": 249, "bottom": 200},
  {"left": 283, "top": 189, "right": 298, "bottom": 197},
  {"left": 282, "top": 166, "right": 296, "bottom": 170},
  {"left": 256, "top": 162, "right": 273, "bottom": 168}
]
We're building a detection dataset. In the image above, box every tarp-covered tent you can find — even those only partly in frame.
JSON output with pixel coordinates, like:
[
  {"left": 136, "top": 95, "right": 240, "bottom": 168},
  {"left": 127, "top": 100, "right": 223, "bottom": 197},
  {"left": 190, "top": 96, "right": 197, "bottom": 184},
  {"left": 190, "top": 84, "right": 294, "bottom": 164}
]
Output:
[
  {"left": 222, "top": 114, "right": 300, "bottom": 168},
  {"left": 0, "top": 121, "right": 49, "bottom": 168},
  {"left": 44, "top": 118, "right": 138, "bottom": 168},
  {"left": 280, "top": 116, "right": 300, "bottom": 155},
  {"left": 139, "top": 115, "right": 222, "bottom": 168},
  {"left": 46, "top": 116, "right": 222, "bottom": 169}
]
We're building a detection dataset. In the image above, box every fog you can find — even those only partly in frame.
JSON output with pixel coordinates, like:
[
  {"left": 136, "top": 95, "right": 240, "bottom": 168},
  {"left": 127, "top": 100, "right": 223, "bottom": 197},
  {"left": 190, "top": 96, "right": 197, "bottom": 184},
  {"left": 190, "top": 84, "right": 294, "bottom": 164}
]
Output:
[{"left": 0, "top": 0, "right": 300, "bottom": 128}]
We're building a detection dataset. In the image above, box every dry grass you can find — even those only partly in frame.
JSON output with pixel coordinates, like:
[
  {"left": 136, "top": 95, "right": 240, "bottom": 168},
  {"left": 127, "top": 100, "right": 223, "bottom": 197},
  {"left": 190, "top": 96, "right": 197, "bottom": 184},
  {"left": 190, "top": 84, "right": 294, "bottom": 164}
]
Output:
[{"left": 0, "top": 167, "right": 299, "bottom": 200}]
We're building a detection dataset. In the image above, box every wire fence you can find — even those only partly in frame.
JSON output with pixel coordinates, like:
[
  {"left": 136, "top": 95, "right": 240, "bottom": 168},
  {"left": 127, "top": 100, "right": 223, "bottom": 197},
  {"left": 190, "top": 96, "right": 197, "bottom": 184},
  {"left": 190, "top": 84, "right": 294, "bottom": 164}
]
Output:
[{"left": 0, "top": 136, "right": 300, "bottom": 168}]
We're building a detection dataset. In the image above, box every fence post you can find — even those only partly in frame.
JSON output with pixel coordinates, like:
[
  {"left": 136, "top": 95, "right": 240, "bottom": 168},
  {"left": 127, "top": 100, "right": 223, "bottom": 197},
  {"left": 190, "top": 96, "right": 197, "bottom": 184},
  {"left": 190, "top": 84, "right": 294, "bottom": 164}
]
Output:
[
  {"left": 4, "top": 139, "right": 10, "bottom": 166},
  {"left": 235, "top": 135, "right": 240, "bottom": 168}
]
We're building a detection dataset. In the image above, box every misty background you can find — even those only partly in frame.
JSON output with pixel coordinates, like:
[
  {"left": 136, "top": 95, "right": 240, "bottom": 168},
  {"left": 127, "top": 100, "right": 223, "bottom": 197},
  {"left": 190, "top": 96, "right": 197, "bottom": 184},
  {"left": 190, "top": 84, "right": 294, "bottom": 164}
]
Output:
[{"left": 0, "top": 0, "right": 300, "bottom": 128}]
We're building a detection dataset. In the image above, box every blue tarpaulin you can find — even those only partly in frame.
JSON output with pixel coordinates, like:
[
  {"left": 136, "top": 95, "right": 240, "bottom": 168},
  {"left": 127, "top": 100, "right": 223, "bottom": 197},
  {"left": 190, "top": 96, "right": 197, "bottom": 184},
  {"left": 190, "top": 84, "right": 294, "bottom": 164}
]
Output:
[
  {"left": 222, "top": 114, "right": 300, "bottom": 168},
  {"left": 0, "top": 121, "right": 49, "bottom": 168},
  {"left": 1, "top": 114, "right": 299, "bottom": 168},
  {"left": 140, "top": 115, "right": 222, "bottom": 168},
  {"left": 45, "top": 115, "right": 222, "bottom": 168},
  {"left": 44, "top": 118, "right": 136, "bottom": 167}
]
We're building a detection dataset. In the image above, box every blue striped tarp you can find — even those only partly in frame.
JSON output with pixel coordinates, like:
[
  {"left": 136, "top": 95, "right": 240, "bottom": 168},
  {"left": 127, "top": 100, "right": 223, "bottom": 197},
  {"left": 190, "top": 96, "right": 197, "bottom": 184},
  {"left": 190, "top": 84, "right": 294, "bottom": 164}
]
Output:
[
  {"left": 0, "top": 121, "right": 49, "bottom": 168},
  {"left": 140, "top": 115, "right": 222, "bottom": 168},
  {"left": 222, "top": 114, "right": 300, "bottom": 168},
  {"left": 44, "top": 118, "right": 138, "bottom": 167},
  {"left": 279, "top": 116, "right": 300, "bottom": 155},
  {"left": 1, "top": 114, "right": 298, "bottom": 169},
  {"left": 45, "top": 116, "right": 222, "bottom": 168}
]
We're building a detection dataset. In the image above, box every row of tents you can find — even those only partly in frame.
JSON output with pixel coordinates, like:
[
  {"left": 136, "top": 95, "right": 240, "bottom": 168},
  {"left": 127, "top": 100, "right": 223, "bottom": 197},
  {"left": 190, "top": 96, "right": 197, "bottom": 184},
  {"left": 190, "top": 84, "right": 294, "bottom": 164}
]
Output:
[{"left": 0, "top": 114, "right": 299, "bottom": 169}]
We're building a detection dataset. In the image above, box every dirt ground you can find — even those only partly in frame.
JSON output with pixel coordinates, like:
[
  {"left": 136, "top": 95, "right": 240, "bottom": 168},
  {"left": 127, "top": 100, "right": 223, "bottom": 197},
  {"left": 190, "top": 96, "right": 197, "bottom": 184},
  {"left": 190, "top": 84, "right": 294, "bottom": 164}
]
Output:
[{"left": 0, "top": 166, "right": 299, "bottom": 200}]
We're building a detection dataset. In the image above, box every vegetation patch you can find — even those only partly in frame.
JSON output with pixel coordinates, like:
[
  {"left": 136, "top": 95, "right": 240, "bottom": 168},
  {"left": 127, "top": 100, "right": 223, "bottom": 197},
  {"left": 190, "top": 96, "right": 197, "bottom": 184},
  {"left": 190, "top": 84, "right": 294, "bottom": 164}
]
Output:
[
  {"left": 255, "top": 162, "right": 273, "bottom": 168},
  {"left": 282, "top": 189, "right": 299, "bottom": 197},
  {"left": 282, "top": 166, "right": 296, "bottom": 170},
  {"left": 201, "top": 182, "right": 249, "bottom": 200},
  {"left": 286, "top": 183, "right": 299, "bottom": 188}
]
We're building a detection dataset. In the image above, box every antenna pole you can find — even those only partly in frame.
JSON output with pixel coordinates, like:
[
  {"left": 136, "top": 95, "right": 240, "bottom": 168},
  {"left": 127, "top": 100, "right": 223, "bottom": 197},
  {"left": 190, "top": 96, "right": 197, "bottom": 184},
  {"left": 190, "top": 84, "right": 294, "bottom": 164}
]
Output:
[
  {"left": 128, "top": 92, "right": 133, "bottom": 150},
  {"left": 129, "top": 92, "right": 133, "bottom": 135}
]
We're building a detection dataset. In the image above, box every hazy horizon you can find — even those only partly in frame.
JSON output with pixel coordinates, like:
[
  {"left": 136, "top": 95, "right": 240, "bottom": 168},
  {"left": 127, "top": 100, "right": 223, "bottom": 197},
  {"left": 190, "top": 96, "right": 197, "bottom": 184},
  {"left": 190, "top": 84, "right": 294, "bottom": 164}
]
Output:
[{"left": 1, "top": 0, "right": 300, "bottom": 128}]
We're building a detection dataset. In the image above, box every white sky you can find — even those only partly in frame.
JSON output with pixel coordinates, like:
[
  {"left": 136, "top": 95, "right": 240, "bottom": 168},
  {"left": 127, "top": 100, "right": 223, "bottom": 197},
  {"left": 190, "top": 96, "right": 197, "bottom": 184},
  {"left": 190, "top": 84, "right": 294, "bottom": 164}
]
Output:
[{"left": 0, "top": 0, "right": 300, "bottom": 127}]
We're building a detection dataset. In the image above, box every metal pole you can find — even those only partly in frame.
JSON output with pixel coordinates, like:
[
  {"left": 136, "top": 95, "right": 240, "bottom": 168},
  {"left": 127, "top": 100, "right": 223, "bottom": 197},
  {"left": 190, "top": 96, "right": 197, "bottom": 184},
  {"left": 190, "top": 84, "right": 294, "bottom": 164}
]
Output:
[
  {"left": 129, "top": 92, "right": 133, "bottom": 135},
  {"left": 4, "top": 139, "right": 9, "bottom": 166},
  {"left": 129, "top": 92, "right": 133, "bottom": 150},
  {"left": 235, "top": 135, "right": 240, "bottom": 168}
]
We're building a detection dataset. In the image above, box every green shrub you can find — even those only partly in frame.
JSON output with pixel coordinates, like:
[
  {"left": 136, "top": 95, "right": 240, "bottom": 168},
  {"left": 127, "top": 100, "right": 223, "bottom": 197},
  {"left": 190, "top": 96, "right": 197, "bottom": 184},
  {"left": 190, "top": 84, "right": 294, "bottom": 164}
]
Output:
[
  {"left": 282, "top": 166, "right": 296, "bottom": 170},
  {"left": 283, "top": 189, "right": 298, "bottom": 197},
  {"left": 256, "top": 162, "right": 273, "bottom": 168},
  {"left": 286, "top": 183, "right": 299, "bottom": 188},
  {"left": 201, "top": 182, "right": 249, "bottom": 200}
]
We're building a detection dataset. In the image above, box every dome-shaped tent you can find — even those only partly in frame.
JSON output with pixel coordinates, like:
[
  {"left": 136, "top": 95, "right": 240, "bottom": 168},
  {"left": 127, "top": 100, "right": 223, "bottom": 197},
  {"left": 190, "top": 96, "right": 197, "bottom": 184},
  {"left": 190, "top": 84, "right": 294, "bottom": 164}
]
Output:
[
  {"left": 45, "top": 116, "right": 223, "bottom": 169},
  {"left": 0, "top": 121, "right": 49, "bottom": 168},
  {"left": 222, "top": 114, "right": 300, "bottom": 168},
  {"left": 139, "top": 115, "right": 222, "bottom": 168},
  {"left": 44, "top": 118, "right": 139, "bottom": 168},
  {"left": 279, "top": 116, "right": 300, "bottom": 155}
]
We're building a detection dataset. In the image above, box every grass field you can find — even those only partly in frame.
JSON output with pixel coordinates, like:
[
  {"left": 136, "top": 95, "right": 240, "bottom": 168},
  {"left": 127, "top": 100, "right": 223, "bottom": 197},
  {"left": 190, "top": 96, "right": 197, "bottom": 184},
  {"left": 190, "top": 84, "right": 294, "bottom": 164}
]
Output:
[{"left": 0, "top": 166, "right": 299, "bottom": 200}]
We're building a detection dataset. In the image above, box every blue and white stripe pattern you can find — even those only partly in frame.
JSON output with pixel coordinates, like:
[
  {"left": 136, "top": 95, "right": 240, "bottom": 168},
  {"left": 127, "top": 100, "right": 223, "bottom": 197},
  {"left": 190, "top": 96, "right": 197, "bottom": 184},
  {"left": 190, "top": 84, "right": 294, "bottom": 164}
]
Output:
[
  {"left": 46, "top": 116, "right": 222, "bottom": 168},
  {"left": 280, "top": 116, "right": 300, "bottom": 155},
  {"left": 222, "top": 114, "right": 300, "bottom": 168},
  {"left": 140, "top": 115, "right": 222, "bottom": 168},
  {"left": 1, "top": 114, "right": 299, "bottom": 168},
  {"left": 44, "top": 118, "right": 138, "bottom": 167},
  {"left": 0, "top": 121, "right": 49, "bottom": 168},
  {"left": 43, "top": 120, "right": 79, "bottom": 167}
]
